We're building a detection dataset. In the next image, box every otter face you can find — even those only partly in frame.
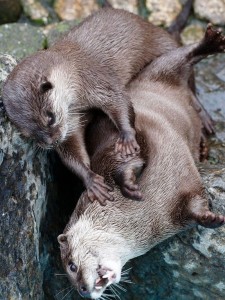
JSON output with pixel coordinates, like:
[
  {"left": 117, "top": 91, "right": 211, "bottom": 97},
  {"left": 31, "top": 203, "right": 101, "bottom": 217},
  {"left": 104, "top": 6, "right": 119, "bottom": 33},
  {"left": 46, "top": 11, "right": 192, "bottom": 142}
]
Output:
[
  {"left": 58, "top": 219, "right": 123, "bottom": 299},
  {"left": 2, "top": 51, "right": 71, "bottom": 149}
]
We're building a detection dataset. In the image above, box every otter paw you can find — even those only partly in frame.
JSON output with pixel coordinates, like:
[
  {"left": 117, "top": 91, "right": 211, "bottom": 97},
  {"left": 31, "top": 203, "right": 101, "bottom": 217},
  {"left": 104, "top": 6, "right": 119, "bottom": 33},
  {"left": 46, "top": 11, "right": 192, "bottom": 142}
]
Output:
[
  {"left": 115, "top": 131, "right": 140, "bottom": 159},
  {"left": 121, "top": 183, "right": 143, "bottom": 201},
  {"left": 87, "top": 174, "right": 114, "bottom": 205},
  {"left": 204, "top": 24, "right": 225, "bottom": 53},
  {"left": 197, "top": 210, "right": 225, "bottom": 228}
]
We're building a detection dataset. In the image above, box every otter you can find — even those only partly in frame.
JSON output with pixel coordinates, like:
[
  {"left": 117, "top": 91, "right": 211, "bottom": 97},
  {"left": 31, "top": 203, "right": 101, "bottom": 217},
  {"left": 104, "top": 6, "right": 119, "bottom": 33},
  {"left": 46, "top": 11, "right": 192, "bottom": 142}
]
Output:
[
  {"left": 57, "top": 25, "right": 225, "bottom": 299},
  {"left": 2, "top": 6, "right": 210, "bottom": 204}
]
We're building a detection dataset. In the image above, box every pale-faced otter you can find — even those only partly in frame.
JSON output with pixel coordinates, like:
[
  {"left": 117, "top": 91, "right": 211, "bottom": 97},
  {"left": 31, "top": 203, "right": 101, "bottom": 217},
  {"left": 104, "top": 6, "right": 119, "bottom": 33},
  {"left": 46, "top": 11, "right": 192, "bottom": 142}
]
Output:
[
  {"left": 57, "top": 25, "right": 225, "bottom": 299},
  {"left": 3, "top": 6, "right": 208, "bottom": 204}
]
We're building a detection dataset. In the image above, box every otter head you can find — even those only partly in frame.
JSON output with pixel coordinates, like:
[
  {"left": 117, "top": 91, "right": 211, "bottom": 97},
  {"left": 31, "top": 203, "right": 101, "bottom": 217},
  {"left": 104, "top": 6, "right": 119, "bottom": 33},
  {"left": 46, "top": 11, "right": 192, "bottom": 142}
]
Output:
[
  {"left": 2, "top": 50, "right": 78, "bottom": 149},
  {"left": 58, "top": 217, "right": 127, "bottom": 299}
]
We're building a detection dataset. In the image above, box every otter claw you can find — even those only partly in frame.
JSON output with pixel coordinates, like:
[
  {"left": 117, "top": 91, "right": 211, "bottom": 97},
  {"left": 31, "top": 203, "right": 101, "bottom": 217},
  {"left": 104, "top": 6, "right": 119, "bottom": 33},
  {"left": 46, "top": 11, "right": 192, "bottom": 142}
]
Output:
[
  {"left": 115, "top": 131, "right": 140, "bottom": 158},
  {"left": 86, "top": 173, "right": 114, "bottom": 205},
  {"left": 196, "top": 210, "right": 225, "bottom": 228}
]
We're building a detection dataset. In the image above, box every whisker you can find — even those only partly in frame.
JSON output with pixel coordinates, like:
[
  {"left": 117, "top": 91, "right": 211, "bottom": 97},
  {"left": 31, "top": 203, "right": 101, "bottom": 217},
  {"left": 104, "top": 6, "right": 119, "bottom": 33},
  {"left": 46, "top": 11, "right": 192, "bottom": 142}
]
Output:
[
  {"left": 114, "top": 283, "right": 127, "bottom": 293},
  {"left": 109, "top": 285, "right": 121, "bottom": 300},
  {"left": 120, "top": 279, "right": 133, "bottom": 284},
  {"left": 60, "top": 287, "right": 74, "bottom": 300},
  {"left": 54, "top": 286, "right": 71, "bottom": 298},
  {"left": 121, "top": 267, "right": 132, "bottom": 275},
  {"left": 120, "top": 276, "right": 129, "bottom": 280},
  {"left": 54, "top": 273, "right": 68, "bottom": 277},
  {"left": 68, "top": 112, "right": 85, "bottom": 116},
  {"left": 102, "top": 292, "right": 116, "bottom": 299}
]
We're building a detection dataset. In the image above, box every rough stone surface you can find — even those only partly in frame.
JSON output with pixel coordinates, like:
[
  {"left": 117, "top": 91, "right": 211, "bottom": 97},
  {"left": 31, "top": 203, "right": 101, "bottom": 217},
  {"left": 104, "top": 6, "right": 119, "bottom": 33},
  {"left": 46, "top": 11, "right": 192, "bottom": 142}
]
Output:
[
  {"left": 0, "top": 0, "right": 22, "bottom": 25},
  {"left": 0, "top": 54, "right": 50, "bottom": 299},
  {"left": 109, "top": 0, "right": 138, "bottom": 14},
  {"left": 181, "top": 22, "right": 205, "bottom": 45},
  {"left": 146, "top": 0, "right": 182, "bottom": 27},
  {"left": 21, "top": 0, "right": 50, "bottom": 25},
  {"left": 0, "top": 23, "right": 46, "bottom": 61},
  {"left": 44, "top": 20, "right": 79, "bottom": 47},
  {"left": 194, "top": 0, "right": 225, "bottom": 25},
  {"left": 54, "top": 0, "right": 99, "bottom": 21}
]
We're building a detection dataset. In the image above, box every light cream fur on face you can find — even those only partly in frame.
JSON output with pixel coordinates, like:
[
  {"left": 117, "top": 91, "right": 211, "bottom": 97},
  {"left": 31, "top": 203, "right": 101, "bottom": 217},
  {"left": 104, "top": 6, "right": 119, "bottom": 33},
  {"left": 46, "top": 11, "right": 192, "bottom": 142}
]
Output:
[
  {"left": 49, "top": 66, "right": 82, "bottom": 141},
  {"left": 59, "top": 215, "right": 131, "bottom": 299}
]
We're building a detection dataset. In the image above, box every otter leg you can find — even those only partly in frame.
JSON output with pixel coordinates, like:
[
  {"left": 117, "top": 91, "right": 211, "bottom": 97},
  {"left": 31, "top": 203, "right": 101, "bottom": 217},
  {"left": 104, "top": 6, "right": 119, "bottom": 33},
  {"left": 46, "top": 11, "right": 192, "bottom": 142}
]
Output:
[
  {"left": 113, "top": 104, "right": 140, "bottom": 159},
  {"left": 113, "top": 156, "right": 144, "bottom": 200},
  {"left": 99, "top": 91, "right": 140, "bottom": 159},
  {"left": 146, "top": 24, "right": 225, "bottom": 86},
  {"left": 191, "top": 24, "right": 225, "bottom": 62},
  {"left": 57, "top": 132, "right": 113, "bottom": 205},
  {"left": 189, "top": 195, "right": 225, "bottom": 228}
]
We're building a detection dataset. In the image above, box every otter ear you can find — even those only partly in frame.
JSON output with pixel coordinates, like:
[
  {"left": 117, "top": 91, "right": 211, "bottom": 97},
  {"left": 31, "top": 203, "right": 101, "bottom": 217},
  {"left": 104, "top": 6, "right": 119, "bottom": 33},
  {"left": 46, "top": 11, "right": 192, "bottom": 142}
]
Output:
[
  {"left": 40, "top": 81, "right": 53, "bottom": 93},
  {"left": 57, "top": 234, "right": 68, "bottom": 247}
]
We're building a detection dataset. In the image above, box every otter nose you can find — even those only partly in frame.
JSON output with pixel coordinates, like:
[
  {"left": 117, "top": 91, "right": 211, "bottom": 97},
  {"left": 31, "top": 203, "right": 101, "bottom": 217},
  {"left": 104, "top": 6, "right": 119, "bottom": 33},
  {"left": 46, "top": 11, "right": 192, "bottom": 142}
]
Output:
[{"left": 79, "top": 285, "right": 90, "bottom": 298}]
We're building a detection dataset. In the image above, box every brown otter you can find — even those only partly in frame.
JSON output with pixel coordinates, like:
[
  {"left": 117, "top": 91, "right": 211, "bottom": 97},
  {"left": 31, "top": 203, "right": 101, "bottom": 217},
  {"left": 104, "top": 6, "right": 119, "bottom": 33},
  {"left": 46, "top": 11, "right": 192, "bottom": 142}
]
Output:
[
  {"left": 57, "top": 25, "right": 225, "bottom": 299},
  {"left": 2, "top": 6, "right": 208, "bottom": 204}
]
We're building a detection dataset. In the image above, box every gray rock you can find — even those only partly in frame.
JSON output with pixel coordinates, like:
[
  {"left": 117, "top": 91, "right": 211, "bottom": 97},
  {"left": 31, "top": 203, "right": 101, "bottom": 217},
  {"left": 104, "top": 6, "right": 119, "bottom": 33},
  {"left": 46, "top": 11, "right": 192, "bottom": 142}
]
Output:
[
  {"left": 44, "top": 20, "right": 79, "bottom": 47},
  {"left": 181, "top": 22, "right": 205, "bottom": 45},
  {"left": 194, "top": 0, "right": 225, "bottom": 25},
  {"left": 146, "top": 0, "right": 182, "bottom": 27},
  {"left": 54, "top": 0, "right": 99, "bottom": 21},
  {"left": 0, "top": 0, "right": 22, "bottom": 25},
  {"left": 0, "top": 23, "right": 46, "bottom": 60},
  {"left": 0, "top": 54, "right": 49, "bottom": 299},
  {"left": 109, "top": 0, "right": 138, "bottom": 14},
  {"left": 21, "top": 0, "right": 50, "bottom": 25}
]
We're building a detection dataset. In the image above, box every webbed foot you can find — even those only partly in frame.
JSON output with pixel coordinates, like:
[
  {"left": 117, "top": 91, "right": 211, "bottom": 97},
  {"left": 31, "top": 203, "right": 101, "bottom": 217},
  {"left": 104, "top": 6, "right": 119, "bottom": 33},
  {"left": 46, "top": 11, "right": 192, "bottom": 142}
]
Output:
[
  {"left": 86, "top": 173, "right": 114, "bottom": 205},
  {"left": 115, "top": 129, "right": 140, "bottom": 159}
]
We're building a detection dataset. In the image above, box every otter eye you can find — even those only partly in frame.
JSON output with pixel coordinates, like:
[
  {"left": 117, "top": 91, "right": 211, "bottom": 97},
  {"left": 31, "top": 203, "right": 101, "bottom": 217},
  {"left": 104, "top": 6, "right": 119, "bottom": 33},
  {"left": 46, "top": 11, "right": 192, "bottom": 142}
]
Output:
[
  {"left": 46, "top": 111, "right": 55, "bottom": 127},
  {"left": 69, "top": 262, "right": 77, "bottom": 273}
]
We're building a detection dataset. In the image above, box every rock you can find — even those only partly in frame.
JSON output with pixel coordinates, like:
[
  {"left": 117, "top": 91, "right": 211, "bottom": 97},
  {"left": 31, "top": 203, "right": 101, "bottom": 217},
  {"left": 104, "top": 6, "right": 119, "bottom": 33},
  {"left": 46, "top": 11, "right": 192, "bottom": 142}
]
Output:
[
  {"left": 181, "top": 22, "right": 205, "bottom": 45},
  {"left": 21, "top": 0, "right": 50, "bottom": 25},
  {"left": 109, "top": 0, "right": 138, "bottom": 14},
  {"left": 194, "top": 0, "right": 225, "bottom": 25},
  {"left": 0, "top": 54, "right": 50, "bottom": 299},
  {"left": 146, "top": 0, "right": 182, "bottom": 27},
  {"left": 195, "top": 54, "right": 225, "bottom": 144},
  {"left": 0, "top": 0, "right": 22, "bottom": 25},
  {"left": 44, "top": 20, "right": 79, "bottom": 47},
  {"left": 0, "top": 23, "right": 46, "bottom": 60},
  {"left": 54, "top": 0, "right": 99, "bottom": 21}
]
